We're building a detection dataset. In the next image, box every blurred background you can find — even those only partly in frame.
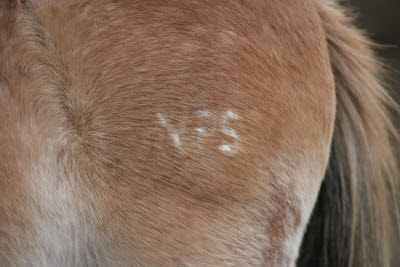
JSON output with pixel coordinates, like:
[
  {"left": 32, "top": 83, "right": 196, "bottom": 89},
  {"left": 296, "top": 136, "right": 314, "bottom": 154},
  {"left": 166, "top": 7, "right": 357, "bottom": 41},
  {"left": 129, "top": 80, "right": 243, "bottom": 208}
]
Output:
[
  {"left": 346, "top": 0, "right": 400, "bottom": 105},
  {"left": 345, "top": 0, "right": 400, "bottom": 265}
]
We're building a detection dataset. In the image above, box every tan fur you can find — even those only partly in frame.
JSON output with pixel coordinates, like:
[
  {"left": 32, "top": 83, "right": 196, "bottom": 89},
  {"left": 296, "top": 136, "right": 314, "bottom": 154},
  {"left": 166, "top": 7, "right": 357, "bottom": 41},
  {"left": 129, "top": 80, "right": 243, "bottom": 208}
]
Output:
[
  {"left": 299, "top": 1, "right": 400, "bottom": 266},
  {"left": 0, "top": 0, "right": 397, "bottom": 266}
]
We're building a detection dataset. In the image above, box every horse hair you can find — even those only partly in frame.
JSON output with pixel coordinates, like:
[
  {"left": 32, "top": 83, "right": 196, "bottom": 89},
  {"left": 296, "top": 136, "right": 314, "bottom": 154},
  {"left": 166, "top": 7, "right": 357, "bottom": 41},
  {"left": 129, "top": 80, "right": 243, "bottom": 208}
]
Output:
[{"left": 298, "top": 1, "right": 400, "bottom": 266}]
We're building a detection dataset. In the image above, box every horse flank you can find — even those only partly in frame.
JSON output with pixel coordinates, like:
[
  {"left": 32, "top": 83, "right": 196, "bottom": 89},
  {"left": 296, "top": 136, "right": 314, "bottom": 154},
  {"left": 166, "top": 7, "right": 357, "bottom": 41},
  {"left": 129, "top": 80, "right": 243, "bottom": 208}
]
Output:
[
  {"left": 0, "top": 0, "right": 399, "bottom": 266},
  {"left": 299, "top": 1, "right": 400, "bottom": 266}
]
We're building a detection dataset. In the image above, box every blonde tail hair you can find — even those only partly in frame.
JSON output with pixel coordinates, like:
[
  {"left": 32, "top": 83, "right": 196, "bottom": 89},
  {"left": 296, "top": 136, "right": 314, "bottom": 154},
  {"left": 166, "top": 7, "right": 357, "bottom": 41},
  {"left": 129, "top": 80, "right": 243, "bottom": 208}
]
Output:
[{"left": 298, "top": 1, "right": 400, "bottom": 266}]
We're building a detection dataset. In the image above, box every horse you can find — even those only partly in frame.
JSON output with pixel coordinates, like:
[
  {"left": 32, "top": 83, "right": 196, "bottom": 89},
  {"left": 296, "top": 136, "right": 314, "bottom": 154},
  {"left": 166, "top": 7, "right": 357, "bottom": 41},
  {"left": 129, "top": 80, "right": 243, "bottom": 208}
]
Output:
[{"left": 0, "top": 0, "right": 399, "bottom": 266}]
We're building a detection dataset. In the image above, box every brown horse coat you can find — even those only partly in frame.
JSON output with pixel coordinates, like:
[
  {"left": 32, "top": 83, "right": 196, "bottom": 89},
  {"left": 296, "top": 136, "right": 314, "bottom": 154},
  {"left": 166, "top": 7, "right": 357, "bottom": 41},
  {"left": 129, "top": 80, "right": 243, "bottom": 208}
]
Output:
[{"left": 0, "top": 0, "right": 398, "bottom": 266}]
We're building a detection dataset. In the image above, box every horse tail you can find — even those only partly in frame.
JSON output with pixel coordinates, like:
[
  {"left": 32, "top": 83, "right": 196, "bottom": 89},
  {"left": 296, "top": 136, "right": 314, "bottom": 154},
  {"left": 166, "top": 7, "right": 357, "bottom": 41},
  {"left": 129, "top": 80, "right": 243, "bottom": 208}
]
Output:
[{"left": 298, "top": 1, "right": 400, "bottom": 267}]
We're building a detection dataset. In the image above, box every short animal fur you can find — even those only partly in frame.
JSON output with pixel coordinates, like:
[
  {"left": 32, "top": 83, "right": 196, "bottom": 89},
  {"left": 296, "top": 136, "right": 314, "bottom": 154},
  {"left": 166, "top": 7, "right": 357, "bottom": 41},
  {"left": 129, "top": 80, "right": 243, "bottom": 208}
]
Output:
[{"left": 0, "top": 0, "right": 398, "bottom": 266}]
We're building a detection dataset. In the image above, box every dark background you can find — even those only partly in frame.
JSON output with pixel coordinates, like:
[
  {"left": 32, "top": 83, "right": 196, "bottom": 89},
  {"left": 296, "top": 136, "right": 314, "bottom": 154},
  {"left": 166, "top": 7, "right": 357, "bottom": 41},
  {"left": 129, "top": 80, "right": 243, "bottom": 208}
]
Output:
[
  {"left": 346, "top": 0, "right": 400, "bottom": 264},
  {"left": 346, "top": 0, "right": 400, "bottom": 103}
]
